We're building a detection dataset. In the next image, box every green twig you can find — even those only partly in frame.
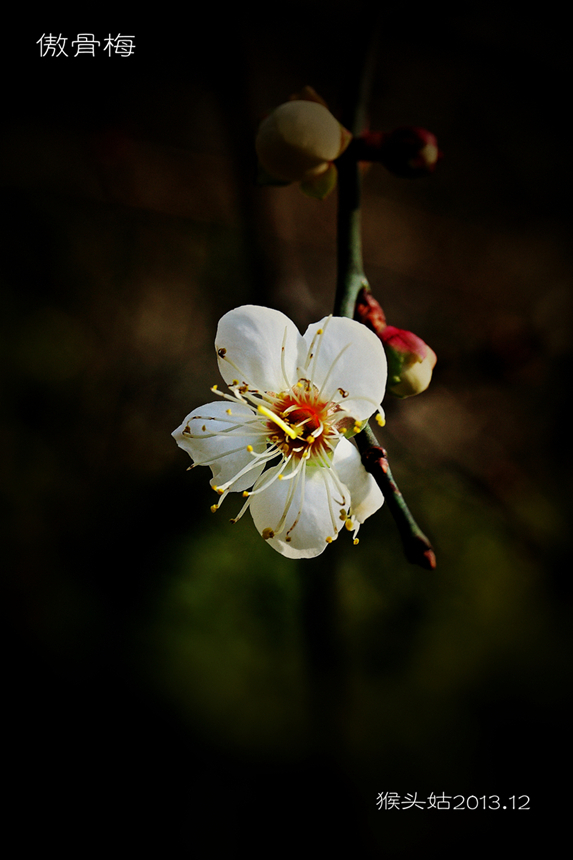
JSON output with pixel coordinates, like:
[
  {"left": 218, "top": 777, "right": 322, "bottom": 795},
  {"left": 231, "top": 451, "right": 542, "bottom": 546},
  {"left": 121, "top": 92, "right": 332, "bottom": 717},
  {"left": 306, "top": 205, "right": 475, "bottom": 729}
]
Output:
[{"left": 334, "top": 144, "right": 369, "bottom": 319}]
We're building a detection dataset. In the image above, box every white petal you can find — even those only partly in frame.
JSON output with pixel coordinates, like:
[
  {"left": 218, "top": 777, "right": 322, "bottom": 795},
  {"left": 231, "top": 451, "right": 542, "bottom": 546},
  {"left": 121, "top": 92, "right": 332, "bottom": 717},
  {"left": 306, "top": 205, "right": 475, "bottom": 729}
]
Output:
[
  {"left": 215, "top": 305, "right": 304, "bottom": 393},
  {"left": 302, "top": 316, "right": 387, "bottom": 420},
  {"left": 172, "top": 401, "right": 267, "bottom": 492},
  {"left": 249, "top": 461, "right": 350, "bottom": 559},
  {"left": 332, "top": 438, "right": 384, "bottom": 523}
]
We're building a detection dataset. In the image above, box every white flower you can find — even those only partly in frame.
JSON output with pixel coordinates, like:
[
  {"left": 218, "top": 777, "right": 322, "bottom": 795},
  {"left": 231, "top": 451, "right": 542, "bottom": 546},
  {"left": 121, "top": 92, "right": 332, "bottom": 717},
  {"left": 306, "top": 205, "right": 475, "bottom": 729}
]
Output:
[{"left": 172, "top": 305, "right": 387, "bottom": 559}]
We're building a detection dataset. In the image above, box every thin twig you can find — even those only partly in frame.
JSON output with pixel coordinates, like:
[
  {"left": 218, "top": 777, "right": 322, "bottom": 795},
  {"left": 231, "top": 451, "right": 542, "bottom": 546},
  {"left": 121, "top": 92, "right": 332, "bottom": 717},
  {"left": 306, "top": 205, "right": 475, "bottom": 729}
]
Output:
[
  {"left": 355, "top": 427, "right": 436, "bottom": 570},
  {"left": 333, "top": 32, "right": 436, "bottom": 569}
]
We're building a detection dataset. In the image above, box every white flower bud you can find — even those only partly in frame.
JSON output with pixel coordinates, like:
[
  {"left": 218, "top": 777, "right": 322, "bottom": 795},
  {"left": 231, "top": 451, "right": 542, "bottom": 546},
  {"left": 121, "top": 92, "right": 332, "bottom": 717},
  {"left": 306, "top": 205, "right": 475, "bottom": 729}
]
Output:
[
  {"left": 388, "top": 353, "right": 435, "bottom": 398},
  {"left": 256, "top": 100, "right": 350, "bottom": 183}
]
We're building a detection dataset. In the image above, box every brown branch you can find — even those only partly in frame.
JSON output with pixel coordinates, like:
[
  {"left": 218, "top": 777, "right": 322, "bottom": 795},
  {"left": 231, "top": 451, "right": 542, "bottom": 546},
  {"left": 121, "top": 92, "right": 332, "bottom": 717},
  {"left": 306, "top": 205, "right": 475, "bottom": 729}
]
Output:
[{"left": 356, "top": 428, "right": 436, "bottom": 570}]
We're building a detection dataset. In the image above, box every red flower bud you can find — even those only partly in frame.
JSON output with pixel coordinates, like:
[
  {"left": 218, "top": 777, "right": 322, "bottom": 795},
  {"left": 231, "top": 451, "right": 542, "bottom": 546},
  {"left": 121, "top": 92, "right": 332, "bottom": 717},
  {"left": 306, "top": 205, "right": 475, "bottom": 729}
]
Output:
[
  {"left": 381, "top": 326, "right": 437, "bottom": 398},
  {"left": 354, "top": 288, "right": 436, "bottom": 397},
  {"left": 354, "top": 287, "right": 387, "bottom": 334},
  {"left": 357, "top": 127, "right": 442, "bottom": 178}
]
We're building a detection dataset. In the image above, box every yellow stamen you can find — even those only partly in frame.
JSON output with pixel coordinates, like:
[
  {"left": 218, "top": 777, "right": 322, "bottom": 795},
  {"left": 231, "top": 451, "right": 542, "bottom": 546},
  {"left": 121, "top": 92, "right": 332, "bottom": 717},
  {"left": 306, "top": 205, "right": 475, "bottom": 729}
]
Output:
[
  {"left": 345, "top": 518, "right": 354, "bottom": 531},
  {"left": 325, "top": 536, "right": 333, "bottom": 543},
  {"left": 257, "top": 404, "right": 297, "bottom": 439},
  {"left": 210, "top": 504, "right": 218, "bottom": 513},
  {"left": 242, "top": 491, "right": 250, "bottom": 497},
  {"left": 247, "top": 445, "right": 253, "bottom": 452},
  {"left": 306, "top": 435, "right": 315, "bottom": 444},
  {"left": 376, "top": 411, "right": 386, "bottom": 427},
  {"left": 226, "top": 408, "right": 232, "bottom": 415},
  {"left": 353, "top": 538, "right": 359, "bottom": 545},
  {"left": 262, "top": 528, "right": 275, "bottom": 540}
]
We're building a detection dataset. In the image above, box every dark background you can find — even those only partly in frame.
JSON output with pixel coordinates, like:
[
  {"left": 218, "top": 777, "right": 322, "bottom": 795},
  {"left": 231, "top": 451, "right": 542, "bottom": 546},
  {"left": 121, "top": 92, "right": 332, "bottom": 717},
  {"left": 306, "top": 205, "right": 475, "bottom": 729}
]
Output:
[{"left": 3, "top": 6, "right": 570, "bottom": 855}]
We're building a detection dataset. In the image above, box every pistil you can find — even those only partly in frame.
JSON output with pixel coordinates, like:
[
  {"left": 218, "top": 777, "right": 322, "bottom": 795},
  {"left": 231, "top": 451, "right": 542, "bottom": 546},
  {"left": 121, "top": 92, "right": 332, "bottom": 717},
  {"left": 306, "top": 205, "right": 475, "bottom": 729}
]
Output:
[{"left": 257, "top": 404, "right": 298, "bottom": 439}]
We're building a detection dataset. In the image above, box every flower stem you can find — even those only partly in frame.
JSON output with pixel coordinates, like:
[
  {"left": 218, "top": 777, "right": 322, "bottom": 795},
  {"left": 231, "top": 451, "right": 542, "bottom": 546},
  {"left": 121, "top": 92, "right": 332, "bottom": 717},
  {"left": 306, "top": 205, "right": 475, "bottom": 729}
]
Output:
[
  {"left": 333, "top": 41, "right": 436, "bottom": 570},
  {"left": 334, "top": 145, "right": 370, "bottom": 319}
]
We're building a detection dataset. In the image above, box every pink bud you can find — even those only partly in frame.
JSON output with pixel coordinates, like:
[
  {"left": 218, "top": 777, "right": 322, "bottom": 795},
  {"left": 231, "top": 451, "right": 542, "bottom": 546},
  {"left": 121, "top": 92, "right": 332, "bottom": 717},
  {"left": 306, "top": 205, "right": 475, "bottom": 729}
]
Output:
[
  {"left": 381, "top": 326, "right": 437, "bottom": 398},
  {"left": 354, "top": 289, "right": 436, "bottom": 397}
]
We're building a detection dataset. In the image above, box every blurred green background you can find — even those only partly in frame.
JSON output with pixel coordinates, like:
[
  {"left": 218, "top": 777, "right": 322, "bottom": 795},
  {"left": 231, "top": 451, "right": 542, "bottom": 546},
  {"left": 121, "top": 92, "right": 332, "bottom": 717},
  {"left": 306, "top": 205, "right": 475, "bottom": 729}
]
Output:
[{"left": 3, "top": 6, "right": 570, "bottom": 855}]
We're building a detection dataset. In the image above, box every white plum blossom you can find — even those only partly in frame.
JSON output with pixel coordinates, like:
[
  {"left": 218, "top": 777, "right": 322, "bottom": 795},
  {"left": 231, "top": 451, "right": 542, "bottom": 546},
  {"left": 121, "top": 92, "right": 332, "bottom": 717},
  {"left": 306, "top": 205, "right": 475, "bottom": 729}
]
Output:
[{"left": 172, "top": 305, "right": 387, "bottom": 559}]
